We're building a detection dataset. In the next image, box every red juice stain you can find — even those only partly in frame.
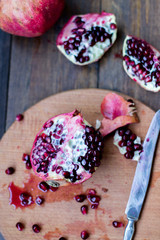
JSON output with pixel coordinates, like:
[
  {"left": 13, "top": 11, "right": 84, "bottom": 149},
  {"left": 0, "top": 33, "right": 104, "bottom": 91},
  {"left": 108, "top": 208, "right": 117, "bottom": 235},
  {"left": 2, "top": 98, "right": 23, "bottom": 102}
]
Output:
[
  {"left": 8, "top": 182, "right": 34, "bottom": 209},
  {"left": 114, "top": 50, "right": 123, "bottom": 59},
  {"left": 8, "top": 173, "right": 83, "bottom": 208}
]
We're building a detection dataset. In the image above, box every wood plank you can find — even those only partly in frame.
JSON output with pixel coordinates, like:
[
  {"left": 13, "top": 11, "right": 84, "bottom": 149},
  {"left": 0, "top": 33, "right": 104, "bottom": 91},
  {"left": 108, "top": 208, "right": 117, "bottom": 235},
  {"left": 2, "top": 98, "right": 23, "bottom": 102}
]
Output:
[
  {"left": 6, "top": 0, "right": 101, "bottom": 130},
  {"left": 99, "top": 0, "right": 160, "bottom": 111},
  {"left": 0, "top": 30, "right": 11, "bottom": 139},
  {"left": 0, "top": 89, "right": 160, "bottom": 240}
]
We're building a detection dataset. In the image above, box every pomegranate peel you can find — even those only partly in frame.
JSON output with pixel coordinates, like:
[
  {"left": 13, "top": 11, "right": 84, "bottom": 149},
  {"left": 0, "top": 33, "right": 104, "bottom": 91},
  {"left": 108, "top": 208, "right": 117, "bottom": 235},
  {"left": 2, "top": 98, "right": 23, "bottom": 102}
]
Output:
[
  {"left": 100, "top": 93, "right": 139, "bottom": 136},
  {"left": 0, "top": 0, "right": 65, "bottom": 37},
  {"left": 123, "top": 35, "right": 160, "bottom": 92},
  {"left": 57, "top": 12, "right": 117, "bottom": 65},
  {"left": 30, "top": 110, "right": 103, "bottom": 186}
]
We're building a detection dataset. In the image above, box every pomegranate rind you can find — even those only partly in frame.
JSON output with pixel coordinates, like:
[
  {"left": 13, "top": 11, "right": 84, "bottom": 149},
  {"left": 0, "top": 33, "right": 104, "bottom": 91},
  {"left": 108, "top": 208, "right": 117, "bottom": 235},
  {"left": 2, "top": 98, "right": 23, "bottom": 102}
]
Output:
[
  {"left": 114, "top": 129, "right": 142, "bottom": 161},
  {"left": 0, "top": 0, "right": 65, "bottom": 37},
  {"left": 30, "top": 110, "right": 103, "bottom": 185},
  {"left": 56, "top": 12, "right": 117, "bottom": 65},
  {"left": 123, "top": 35, "right": 160, "bottom": 92},
  {"left": 100, "top": 93, "right": 139, "bottom": 136}
]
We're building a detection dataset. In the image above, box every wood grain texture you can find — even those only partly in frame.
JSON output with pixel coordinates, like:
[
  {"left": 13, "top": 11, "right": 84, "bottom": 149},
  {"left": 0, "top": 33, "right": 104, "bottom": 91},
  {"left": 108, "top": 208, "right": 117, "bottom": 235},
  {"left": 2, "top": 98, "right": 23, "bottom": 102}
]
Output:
[
  {"left": 0, "top": 89, "right": 160, "bottom": 240},
  {"left": 0, "top": 30, "right": 11, "bottom": 139}
]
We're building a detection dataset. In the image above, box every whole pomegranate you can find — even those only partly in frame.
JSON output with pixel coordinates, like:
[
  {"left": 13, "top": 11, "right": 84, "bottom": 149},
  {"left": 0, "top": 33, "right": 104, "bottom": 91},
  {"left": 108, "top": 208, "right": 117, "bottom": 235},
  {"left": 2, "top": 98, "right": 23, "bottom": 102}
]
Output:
[
  {"left": 30, "top": 110, "right": 103, "bottom": 185},
  {"left": 0, "top": 0, "right": 65, "bottom": 37},
  {"left": 123, "top": 35, "right": 160, "bottom": 92},
  {"left": 56, "top": 12, "right": 117, "bottom": 65}
]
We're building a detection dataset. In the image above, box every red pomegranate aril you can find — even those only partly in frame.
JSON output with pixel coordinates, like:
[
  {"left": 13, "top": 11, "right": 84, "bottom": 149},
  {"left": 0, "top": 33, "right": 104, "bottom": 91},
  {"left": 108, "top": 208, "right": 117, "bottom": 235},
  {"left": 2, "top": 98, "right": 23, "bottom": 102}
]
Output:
[
  {"left": 110, "top": 23, "right": 117, "bottom": 29},
  {"left": 134, "top": 144, "right": 142, "bottom": 150},
  {"left": 81, "top": 205, "right": 88, "bottom": 215},
  {"left": 81, "top": 230, "right": 89, "bottom": 239},
  {"left": 91, "top": 203, "right": 99, "bottom": 209},
  {"left": 21, "top": 199, "right": 29, "bottom": 206},
  {"left": 32, "top": 224, "right": 41, "bottom": 233},
  {"left": 38, "top": 181, "right": 49, "bottom": 192},
  {"left": 112, "top": 221, "right": 124, "bottom": 228},
  {"left": 49, "top": 186, "right": 59, "bottom": 192},
  {"left": 90, "top": 195, "right": 101, "bottom": 203},
  {"left": 126, "top": 146, "right": 134, "bottom": 152},
  {"left": 35, "top": 196, "right": 44, "bottom": 205},
  {"left": 124, "top": 152, "right": 134, "bottom": 159},
  {"left": 16, "top": 222, "right": 24, "bottom": 231},
  {"left": 63, "top": 171, "right": 70, "bottom": 178},
  {"left": 22, "top": 153, "right": 30, "bottom": 162},
  {"left": 88, "top": 189, "right": 96, "bottom": 195},
  {"left": 74, "top": 194, "right": 86, "bottom": 202},
  {"left": 5, "top": 167, "right": 15, "bottom": 175},
  {"left": 16, "top": 114, "right": 24, "bottom": 121},
  {"left": 26, "top": 160, "right": 32, "bottom": 169},
  {"left": 19, "top": 192, "right": 30, "bottom": 201},
  {"left": 118, "top": 140, "right": 127, "bottom": 147},
  {"left": 130, "top": 133, "right": 136, "bottom": 140}
]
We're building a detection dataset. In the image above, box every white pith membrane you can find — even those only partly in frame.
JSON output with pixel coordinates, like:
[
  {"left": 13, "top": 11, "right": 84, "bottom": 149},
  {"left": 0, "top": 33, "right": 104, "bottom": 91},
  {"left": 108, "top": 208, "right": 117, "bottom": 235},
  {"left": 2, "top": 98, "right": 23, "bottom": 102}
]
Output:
[
  {"left": 31, "top": 112, "right": 93, "bottom": 184},
  {"left": 123, "top": 35, "right": 160, "bottom": 92},
  {"left": 57, "top": 13, "right": 117, "bottom": 65},
  {"left": 113, "top": 130, "right": 142, "bottom": 161}
]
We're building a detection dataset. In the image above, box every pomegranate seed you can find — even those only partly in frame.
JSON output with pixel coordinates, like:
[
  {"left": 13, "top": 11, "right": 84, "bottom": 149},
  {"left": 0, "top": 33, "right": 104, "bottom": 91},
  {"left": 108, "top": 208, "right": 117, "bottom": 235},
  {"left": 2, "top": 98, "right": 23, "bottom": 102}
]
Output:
[
  {"left": 38, "top": 181, "right": 49, "bottom": 192},
  {"left": 74, "top": 194, "right": 86, "bottom": 202},
  {"left": 81, "top": 230, "right": 89, "bottom": 239},
  {"left": 112, "top": 221, "right": 124, "bottom": 228},
  {"left": 110, "top": 23, "right": 117, "bottom": 30},
  {"left": 124, "top": 152, "right": 134, "bottom": 159},
  {"left": 16, "top": 114, "right": 24, "bottom": 121},
  {"left": 35, "top": 196, "right": 44, "bottom": 205},
  {"left": 118, "top": 140, "right": 127, "bottom": 147},
  {"left": 88, "top": 189, "right": 96, "bottom": 195},
  {"left": 49, "top": 186, "right": 59, "bottom": 192},
  {"left": 130, "top": 134, "right": 136, "bottom": 141},
  {"left": 19, "top": 192, "right": 30, "bottom": 201},
  {"left": 90, "top": 195, "right": 101, "bottom": 203},
  {"left": 22, "top": 153, "right": 30, "bottom": 161},
  {"left": 16, "top": 222, "right": 24, "bottom": 231},
  {"left": 26, "top": 160, "right": 32, "bottom": 169},
  {"left": 5, "top": 167, "right": 15, "bottom": 175},
  {"left": 134, "top": 144, "right": 142, "bottom": 151},
  {"left": 21, "top": 199, "right": 29, "bottom": 206},
  {"left": 81, "top": 205, "right": 88, "bottom": 215},
  {"left": 32, "top": 224, "right": 41, "bottom": 233},
  {"left": 91, "top": 203, "right": 99, "bottom": 209}
]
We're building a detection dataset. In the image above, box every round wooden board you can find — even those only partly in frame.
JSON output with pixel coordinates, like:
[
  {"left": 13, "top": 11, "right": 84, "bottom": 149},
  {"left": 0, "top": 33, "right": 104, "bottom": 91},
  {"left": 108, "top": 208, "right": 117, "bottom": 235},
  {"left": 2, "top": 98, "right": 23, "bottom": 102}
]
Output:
[{"left": 0, "top": 89, "right": 160, "bottom": 240}]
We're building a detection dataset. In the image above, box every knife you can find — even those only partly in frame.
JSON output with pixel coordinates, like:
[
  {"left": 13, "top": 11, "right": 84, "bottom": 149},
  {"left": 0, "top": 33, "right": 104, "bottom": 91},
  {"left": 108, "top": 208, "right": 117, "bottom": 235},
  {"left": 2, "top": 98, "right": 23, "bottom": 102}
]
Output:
[{"left": 123, "top": 110, "right": 160, "bottom": 240}]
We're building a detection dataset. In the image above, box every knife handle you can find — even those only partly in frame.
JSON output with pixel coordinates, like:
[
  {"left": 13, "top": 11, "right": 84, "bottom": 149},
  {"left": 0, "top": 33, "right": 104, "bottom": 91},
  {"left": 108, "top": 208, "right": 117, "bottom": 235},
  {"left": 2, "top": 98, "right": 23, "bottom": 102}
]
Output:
[{"left": 123, "top": 218, "right": 135, "bottom": 240}]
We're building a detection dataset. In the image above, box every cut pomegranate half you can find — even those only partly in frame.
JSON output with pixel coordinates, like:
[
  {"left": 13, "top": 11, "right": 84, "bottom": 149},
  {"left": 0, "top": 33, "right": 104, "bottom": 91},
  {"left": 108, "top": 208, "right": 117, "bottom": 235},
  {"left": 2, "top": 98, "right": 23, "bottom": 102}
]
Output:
[
  {"left": 123, "top": 35, "right": 160, "bottom": 92},
  {"left": 30, "top": 110, "right": 103, "bottom": 185},
  {"left": 56, "top": 12, "right": 117, "bottom": 65},
  {"left": 99, "top": 93, "right": 139, "bottom": 136}
]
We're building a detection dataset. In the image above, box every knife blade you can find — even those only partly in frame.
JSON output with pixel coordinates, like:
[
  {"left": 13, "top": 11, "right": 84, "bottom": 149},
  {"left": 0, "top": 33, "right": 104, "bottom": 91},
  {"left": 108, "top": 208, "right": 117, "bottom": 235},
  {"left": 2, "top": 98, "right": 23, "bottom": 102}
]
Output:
[{"left": 123, "top": 110, "right": 160, "bottom": 240}]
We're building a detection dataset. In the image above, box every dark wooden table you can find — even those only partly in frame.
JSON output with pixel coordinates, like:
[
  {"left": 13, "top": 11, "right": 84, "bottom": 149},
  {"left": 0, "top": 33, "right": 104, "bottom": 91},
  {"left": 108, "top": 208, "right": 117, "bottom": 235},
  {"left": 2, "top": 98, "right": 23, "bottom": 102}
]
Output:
[{"left": 0, "top": 0, "right": 160, "bottom": 239}]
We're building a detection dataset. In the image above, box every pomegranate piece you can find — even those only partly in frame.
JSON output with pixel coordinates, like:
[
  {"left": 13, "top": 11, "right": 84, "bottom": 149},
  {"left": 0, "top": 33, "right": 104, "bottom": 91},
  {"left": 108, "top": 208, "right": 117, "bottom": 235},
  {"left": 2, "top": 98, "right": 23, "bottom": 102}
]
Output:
[
  {"left": 74, "top": 194, "right": 86, "bottom": 203},
  {"left": 114, "top": 126, "right": 142, "bottom": 161},
  {"left": 112, "top": 221, "right": 124, "bottom": 228},
  {"left": 0, "top": 0, "right": 64, "bottom": 37},
  {"left": 123, "top": 35, "right": 160, "bottom": 92},
  {"left": 16, "top": 222, "right": 24, "bottom": 231},
  {"left": 38, "top": 181, "right": 50, "bottom": 192},
  {"left": 81, "top": 205, "right": 88, "bottom": 215},
  {"left": 19, "top": 192, "right": 34, "bottom": 206},
  {"left": 35, "top": 196, "right": 44, "bottom": 205},
  {"left": 32, "top": 224, "right": 41, "bottom": 233},
  {"left": 30, "top": 110, "right": 103, "bottom": 185},
  {"left": 100, "top": 93, "right": 139, "bottom": 136},
  {"left": 16, "top": 114, "right": 24, "bottom": 121},
  {"left": 5, "top": 167, "right": 15, "bottom": 175},
  {"left": 81, "top": 230, "right": 89, "bottom": 239},
  {"left": 57, "top": 12, "right": 117, "bottom": 65}
]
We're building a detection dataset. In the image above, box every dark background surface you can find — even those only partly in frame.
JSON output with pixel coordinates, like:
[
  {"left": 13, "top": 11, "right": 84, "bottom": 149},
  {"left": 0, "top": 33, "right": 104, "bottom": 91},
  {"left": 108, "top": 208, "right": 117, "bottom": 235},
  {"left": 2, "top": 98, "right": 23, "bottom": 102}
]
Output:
[{"left": 0, "top": 0, "right": 160, "bottom": 239}]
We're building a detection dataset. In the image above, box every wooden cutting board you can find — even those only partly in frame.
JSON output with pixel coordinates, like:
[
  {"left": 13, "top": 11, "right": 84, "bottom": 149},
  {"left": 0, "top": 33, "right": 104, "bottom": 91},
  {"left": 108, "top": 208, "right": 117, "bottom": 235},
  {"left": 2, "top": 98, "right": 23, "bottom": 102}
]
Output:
[{"left": 0, "top": 89, "right": 160, "bottom": 240}]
